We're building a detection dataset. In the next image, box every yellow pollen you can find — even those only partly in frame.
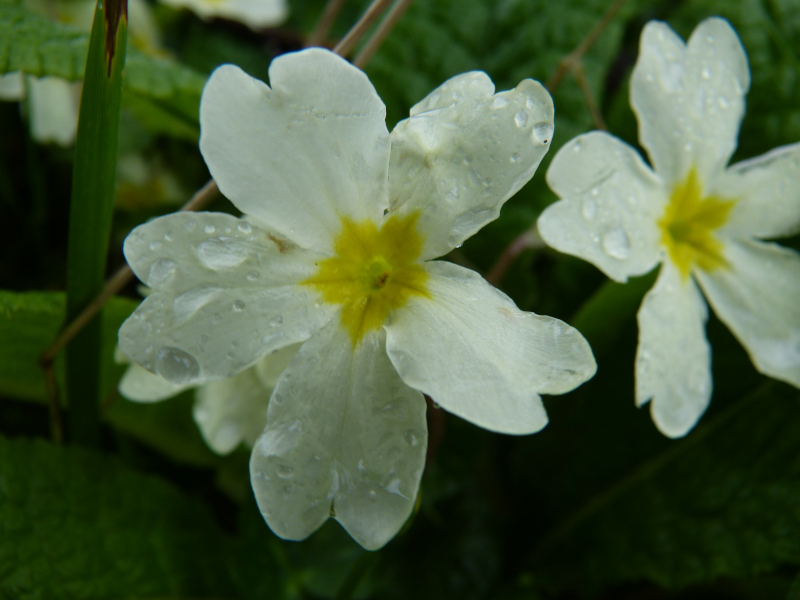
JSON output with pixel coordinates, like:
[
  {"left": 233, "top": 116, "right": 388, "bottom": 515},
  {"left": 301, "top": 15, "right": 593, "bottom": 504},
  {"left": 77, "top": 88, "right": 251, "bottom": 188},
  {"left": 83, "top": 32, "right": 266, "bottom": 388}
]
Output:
[
  {"left": 303, "top": 212, "right": 429, "bottom": 345},
  {"left": 658, "top": 168, "right": 736, "bottom": 280}
]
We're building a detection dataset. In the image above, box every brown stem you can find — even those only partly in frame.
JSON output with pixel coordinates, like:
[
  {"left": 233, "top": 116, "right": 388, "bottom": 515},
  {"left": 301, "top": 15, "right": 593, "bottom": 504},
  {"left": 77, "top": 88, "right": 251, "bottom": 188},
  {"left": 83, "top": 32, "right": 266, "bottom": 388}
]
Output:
[
  {"left": 305, "top": 0, "right": 348, "bottom": 48},
  {"left": 486, "top": 228, "right": 544, "bottom": 287},
  {"left": 573, "top": 62, "right": 607, "bottom": 131},
  {"left": 353, "top": 0, "right": 415, "bottom": 68},
  {"left": 545, "top": 0, "right": 629, "bottom": 92},
  {"left": 39, "top": 179, "right": 220, "bottom": 440},
  {"left": 333, "top": 0, "right": 394, "bottom": 58}
]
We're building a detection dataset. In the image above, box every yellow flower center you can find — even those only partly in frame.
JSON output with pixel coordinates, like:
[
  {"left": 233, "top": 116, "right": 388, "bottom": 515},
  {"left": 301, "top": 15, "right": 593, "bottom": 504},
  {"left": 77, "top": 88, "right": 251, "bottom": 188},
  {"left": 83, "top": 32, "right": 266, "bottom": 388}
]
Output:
[
  {"left": 658, "top": 168, "right": 736, "bottom": 280},
  {"left": 304, "top": 212, "right": 429, "bottom": 345}
]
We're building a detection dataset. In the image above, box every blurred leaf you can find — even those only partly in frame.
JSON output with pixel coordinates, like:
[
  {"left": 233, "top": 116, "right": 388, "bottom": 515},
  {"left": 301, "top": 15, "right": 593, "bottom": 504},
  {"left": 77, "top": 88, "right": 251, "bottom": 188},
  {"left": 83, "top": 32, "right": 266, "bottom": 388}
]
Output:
[
  {"left": 0, "top": 2, "right": 206, "bottom": 127},
  {"left": 531, "top": 383, "right": 800, "bottom": 594},
  {"left": 65, "top": 0, "right": 128, "bottom": 445},
  {"left": 0, "top": 435, "right": 238, "bottom": 599},
  {"left": 790, "top": 570, "right": 800, "bottom": 600}
]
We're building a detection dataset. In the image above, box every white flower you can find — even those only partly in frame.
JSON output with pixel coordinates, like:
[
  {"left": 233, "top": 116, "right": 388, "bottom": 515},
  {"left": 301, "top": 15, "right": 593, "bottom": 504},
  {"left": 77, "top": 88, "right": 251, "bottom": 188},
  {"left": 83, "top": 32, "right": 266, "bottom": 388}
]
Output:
[
  {"left": 159, "top": 0, "right": 287, "bottom": 31},
  {"left": 119, "top": 48, "right": 596, "bottom": 549},
  {"left": 537, "top": 18, "right": 800, "bottom": 438},
  {"left": 118, "top": 344, "right": 298, "bottom": 454}
]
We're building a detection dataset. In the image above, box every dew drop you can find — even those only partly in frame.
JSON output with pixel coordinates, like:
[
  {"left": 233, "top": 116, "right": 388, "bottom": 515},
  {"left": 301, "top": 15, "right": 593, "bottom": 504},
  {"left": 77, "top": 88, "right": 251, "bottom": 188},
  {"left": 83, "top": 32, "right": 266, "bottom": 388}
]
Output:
[
  {"left": 149, "top": 240, "right": 163, "bottom": 251},
  {"left": 183, "top": 219, "right": 197, "bottom": 232},
  {"left": 147, "top": 258, "right": 177, "bottom": 287},
  {"left": 491, "top": 96, "right": 510, "bottom": 109},
  {"left": 232, "top": 299, "right": 245, "bottom": 312},
  {"left": 200, "top": 334, "right": 208, "bottom": 343},
  {"left": 246, "top": 271, "right": 260, "bottom": 282},
  {"left": 718, "top": 96, "right": 730, "bottom": 109},
  {"left": 237, "top": 221, "right": 252, "bottom": 234},
  {"left": 403, "top": 429, "right": 419, "bottom": 447},
  {"left": 164, "top": 231, "right": 174, "bottom": 242},
  {"left": 277, "top": 465, "right": 294, "bottom": 479},
  {"left": 532, "top": 121, "right": 553, "bottom": 144},
  {"left": 269, "top": 315, "right": 284, "bottom": 327},
  {"left": 204, "top": 225, "right": 216, "bottom": 234},
  {"left": 601, "top": 227, "right": 631, "bottom": 260},
  {"left": 510, "top": 152, "right": 520, "bottom": 163},
  {"left": 514, "top": 109, "right": 528, "bottom": 128},
  {"left": 196, "top": 239, "right": 249, "bottom": 270},
  {"left": 581, "top": 198, "right": 597, "bottom": 220},
  {"left": 701, "top": 66, "right": 711, "bottom": 79},
  {"left": 155, "top": 347, "right": 200, "bottom": 384},
  {"left": 369, "top": 490, "right": 377, "bottom": 501}
]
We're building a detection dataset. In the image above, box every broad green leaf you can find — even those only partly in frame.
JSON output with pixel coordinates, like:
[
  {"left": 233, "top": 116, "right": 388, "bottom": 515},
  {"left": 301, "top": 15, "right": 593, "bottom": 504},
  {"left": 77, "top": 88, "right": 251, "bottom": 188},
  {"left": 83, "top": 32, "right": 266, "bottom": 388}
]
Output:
[
  {"left": 0, "top": 435, "right": 237, "bottom": 599},
  {"left": 530, "top": 383, "right": 800, "bottom": 594},
  {"left": 0, "top": 2, "right": 206, "bottom": 128},
  {"left": 65, "top": 0, "right": 128, "bottom": 445}
]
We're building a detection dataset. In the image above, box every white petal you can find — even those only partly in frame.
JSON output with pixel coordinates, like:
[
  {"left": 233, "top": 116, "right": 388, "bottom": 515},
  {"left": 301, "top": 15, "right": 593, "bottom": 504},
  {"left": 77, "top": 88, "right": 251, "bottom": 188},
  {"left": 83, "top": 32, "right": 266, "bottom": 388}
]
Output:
[
  {"left": 118, "top": 363, "right": 192, "bottom": 402},
  {"left": 193, "top": 365, "right": 272, "bottom": 454},
  {"left": 539, "top": 132, "right": 665, "bottom": 282},
  {"left": 199, "top": 50, "right": 390, "bottom": 254},
  {"left": 389, "top": 72, "right": 554, "bottom": 259},
  {"left": 118, "top": 212, "right": 336, "bottom": 384},
  {"left": 250, "top": 324, "right": 427, "bottom": 550},
  {"left": 713, "top": 143, "right": 800, "bottom": 239},
  {"left": 385, "top": 261, "right": 596, "bottom": 435},
  {"left": 636, "top": 262, "right": 712, "bottom": 438},
  {"left": 160, "top": 0, "right": 287, "bottom": 29},
  {"left": 0, "top": 72, "right": 24, "bottom": 100},
  {"left": 695, "top": 239, "right": 800, "bottom": 388},
  {"left": 631, "top": 18, "right": 750, "bottom": 185},
  {"left": 253, "top": 343, "right": 300, "bottom": 389},
  {"left": 26, "top": 77, "right": 80, "bottom": 146}
]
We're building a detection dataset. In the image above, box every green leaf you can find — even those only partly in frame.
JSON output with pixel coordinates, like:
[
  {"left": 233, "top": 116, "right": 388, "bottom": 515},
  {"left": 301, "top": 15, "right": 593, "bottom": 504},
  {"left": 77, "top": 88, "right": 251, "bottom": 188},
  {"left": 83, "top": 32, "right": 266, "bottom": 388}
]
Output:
[
  {"left": 530, "top": 383, "right": 800, "bottom": 594},
  {"left": 65, "top": 0, "right": 128, "bottom": 445},
  {"left": 0, "top": 2, "right": 206, "bottom": 129},
  {"left": 0, "top": 435, "right": 237, "bottom": 599}
]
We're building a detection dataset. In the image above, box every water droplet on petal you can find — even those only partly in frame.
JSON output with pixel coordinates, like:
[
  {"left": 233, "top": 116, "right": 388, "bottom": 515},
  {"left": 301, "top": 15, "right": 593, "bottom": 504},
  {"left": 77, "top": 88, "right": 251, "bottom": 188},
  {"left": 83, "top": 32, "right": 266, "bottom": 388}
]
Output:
[
  {"left": 204, "top": 225, "right": 216, "bottom": 234},
  {"left": 601, "top": 227, "right": 631, "bottom": 260},
  {"left": 232, "top": 299, "right": 245, "bottom": 312},
  {"left": 155, "top": 347, "right": 200, "bottom": 384},
  {"left": 237, "top": 222, "right": 252, "bottom": 234},
  {"left": 701, "top": 66, "right": 711, "bottom": 79},
  {"left": 582, "top": 198, "right": 597, "bottom": 221},
  {"left": 277, "top": 465, "right": 294, "bottom": 479},
  {"left": 164, "top": 231, "right": 174, "bottom": 242},
  {"left": 532, "top": 121, "right": 553, "bottom": 144},
  {"left": 510, "top": 152, "right": 520, "bottom": 163},
  {"left": 514, "top": 109, "right": 528, "bottom": 128},
  {"left": 269, "top": 315, "right": 283, "bottom": 327},
  {"left": 491, "top": 96, "right": 510, "bottom": 109},
  {"left": 147, "top": 258, "right": 177, "bottom": 287},
  {"left": 149, "top": 240, "right": 162, "bottom": 251},
  {"left": 403, "top": 429, "right": 419, "bottom": 447},
  {"left": 183, "top": 220, "right": 196, "bottom": 232},
  {"left": 246, "top": 271, "right": 259, "bottom": 282}
]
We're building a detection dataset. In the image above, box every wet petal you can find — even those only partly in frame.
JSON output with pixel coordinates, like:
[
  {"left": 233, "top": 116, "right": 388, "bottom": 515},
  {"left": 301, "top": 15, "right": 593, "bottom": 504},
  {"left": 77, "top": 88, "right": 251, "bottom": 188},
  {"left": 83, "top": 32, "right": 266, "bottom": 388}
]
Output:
[
  {"left": 119, "top": 212, "right": 336, "bottom": 384},
  {"left": 389, "top": 72, "right": 553, "bottom": 259},
  {"left": 118, "top": 363, "right": 192, "bottom": 402},
  {"left": 250, "top": 323, "right": 427, "bottom": 550},
  {"left": 539, "top": 131, "right": 665, "bottom": 282},
  {"left": 26, "top": 76, "right": 80, "bottom": 146},
  {"left": 160, "top": 0, "right": 287, "bottom": 30},
  {"left": 636, "top": 262, "right": 712, "bottom": 438},
  {"left": 713, "top": 142, "right": 800, "bottom": 239},
  {"left": 385, "top": 261, "right": 595, "bottom": 435},
  {"left": 695, "top": 239, "right": 800, "bottom": 388},
  {"left": 200, "top": 50, "right": 390, "bottom": 253},
  {"left": 194, "top": 365, "right": 272, "bottom": 454},
  {"left": 631, "top": 18, "right": 749, "bottom": 186}
]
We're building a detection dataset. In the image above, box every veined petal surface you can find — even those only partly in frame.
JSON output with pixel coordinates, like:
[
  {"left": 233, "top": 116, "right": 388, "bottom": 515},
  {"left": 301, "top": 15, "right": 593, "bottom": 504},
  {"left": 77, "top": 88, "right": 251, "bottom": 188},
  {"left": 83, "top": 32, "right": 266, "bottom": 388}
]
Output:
[
  {"left": 636, "top": 262, "right": 712, "bottom": 438},
  {"left": 200, "top": 50, "right": 390, "bottom": 254},
  {"left": 194, "top": 365, "right": 272, "bottom": 454},
  {"left": 631, "top": 18, "right": 749, "bottom": 186},
  {"left": 539, "top": 132, "right": 665, "bottom": 282},
  {"left": 119, "top": 212, "right": 335, "bottom": 384},
  {"left": 385, "top": 261, "right": 595, "bottom": 435},
  {"left": 389, "top": 72, "right": 554, "bottom": 259},
  {"left": 714, "top": 143, "right": 800, "bottom": 239},
  {"left": 250, "top": 324, "right": 427, "bottom": 550},
  {"left": 118, "top": 363, "right": 192, "bottom": 402},
  {"left": 695, "top": 239, "right": 800, "bottom": 388}
]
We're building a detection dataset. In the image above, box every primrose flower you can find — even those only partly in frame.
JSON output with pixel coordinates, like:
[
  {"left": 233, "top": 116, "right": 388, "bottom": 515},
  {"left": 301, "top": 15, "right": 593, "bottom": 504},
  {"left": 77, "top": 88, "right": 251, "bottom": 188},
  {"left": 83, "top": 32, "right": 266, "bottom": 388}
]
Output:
[
  {"left": 119, "top": 48, "right": 596, "bottom": 549},
  {"left": 118, "top": 345, "right": 297, "bottom": 454},
  {"left": 537, "top": 18, "right": 800, "bottom": 438},
  {"left": 159, "top": 0, "right": 287, "bottom": 30}
]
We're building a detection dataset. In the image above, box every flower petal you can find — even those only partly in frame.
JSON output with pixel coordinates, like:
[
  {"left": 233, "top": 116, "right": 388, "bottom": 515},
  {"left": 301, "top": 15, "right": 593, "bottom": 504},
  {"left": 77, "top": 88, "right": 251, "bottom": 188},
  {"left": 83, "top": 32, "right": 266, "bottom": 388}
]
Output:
[
  {"left": 0, "top": 72, "right": 23, "bottom": 100},
  {"left": 389, "top": 72, "right": 554, "bottom": 259},
  {"left": 539, "top": 131, "right": 665, "bottom": 282},
  {"left": 631, "top": 18, "right": 749, "bottom": 186},
  {"left": 160, "top": 0, "right": 287, "bottom": 29},
  {"left": 194, "top": 365, "right": 272, "bottom": 454},
  {"left": 695, "top": 239, "right": 800, "bottom": 388},
  {"left": 199, "top": 50, "right": 390, "bottom": 253},
  {"left": 118, "top": 363, "right": 192, "bottom": 402},
  {"left": 385, "top": 261, "right": 596, "bottom": 435},
  {"left": 250, "top": 323, "right": 427, "bottom": 550},
  {"left": 713, "top": 142, "right": 800, "bottom": 239},
  {"left": 119, "top": 212, "right": 335, "bottom": 384},
  {"left": 636, "top": 262, "right": 712, "bottom": 438},
  {"left": 26, "top": 77, "right": 80, "bottom": 146}
]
